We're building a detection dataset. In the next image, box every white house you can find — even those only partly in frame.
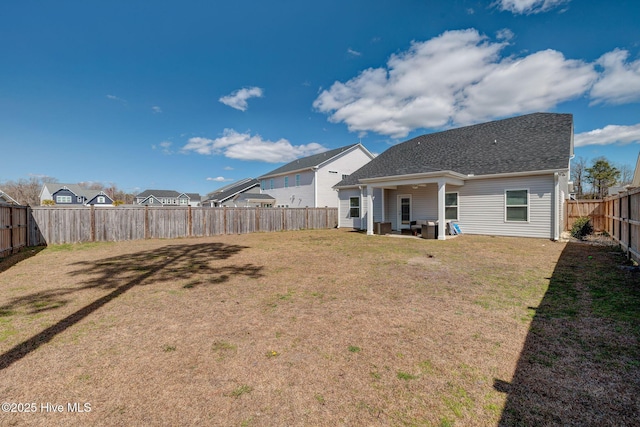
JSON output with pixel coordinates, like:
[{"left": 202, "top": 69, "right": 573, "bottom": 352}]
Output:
[
  {"left": 335, "top": 113, "right": 573, "bottom": 240},
  {"left": 258, "top": 143, "right": 375, "bottom": 208}
]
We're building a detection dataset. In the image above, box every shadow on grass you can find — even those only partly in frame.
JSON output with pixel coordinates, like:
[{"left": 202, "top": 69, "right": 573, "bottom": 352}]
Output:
[
  {"left": 0, "top": 246, "right": 46, "bottom": 275},
  {"left": 495, "top": 242, "right": 640, "bottom": 426},
  {"left": 0, "top": 242, "right": 262, "bottom": 371}
]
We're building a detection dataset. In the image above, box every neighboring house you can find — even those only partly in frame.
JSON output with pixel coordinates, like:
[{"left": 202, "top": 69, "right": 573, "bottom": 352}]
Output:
[
  {"left": 202, "top": 178, "right": 274, "bottom": 207},
  {"left": 135, "top": 190, "right": 201, "bottom": 207},
  {"left": 0, "top": 189, "right": 20, "bottom": 205},
  {"left": 335, "top": 113, "right": 573, "bottom": 240},
  {"left": 631, "top": 152, "right": 640, "bottom": 188},
  {"left": 40, "top": 183, "right": 114, "bottom": 206},
  {"left": 258, "top": 143, "right": 375, "bottom": 208}
]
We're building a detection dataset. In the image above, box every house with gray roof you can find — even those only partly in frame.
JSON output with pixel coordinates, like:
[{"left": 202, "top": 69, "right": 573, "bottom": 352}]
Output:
[
  {"left": 134, "top": 190, "right": 201, "bottom": 207},
  {"left": 0, "top": 189, "right": 20, "bottom": 205},
  {"left": 40, "top": 183, "right": 114, "bottom": 206},
  {"left": 258, "top": 143, "right": 375, "bottom": 208},
  {"left": 335, "top": 113, "right": 573, "bottom": 240},
  {"left": 202, "top": 178, "right": 274, "bottom": 207}
]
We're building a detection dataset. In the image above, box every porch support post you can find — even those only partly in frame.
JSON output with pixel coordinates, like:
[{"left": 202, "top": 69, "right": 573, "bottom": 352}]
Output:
[
  {"left": 437, "top": 180, "right": 446, "bottom": 240},
  {"left": 366, "top": 185, "right": 374, "bottom": 235},
  {"left": 380, "top": 188, "right": 385, "bottom": 222}
]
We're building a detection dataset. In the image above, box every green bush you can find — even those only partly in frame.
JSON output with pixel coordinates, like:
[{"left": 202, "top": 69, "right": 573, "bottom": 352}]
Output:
[{"left": 571, "top": 216, "right": 593, "bottom": 239}]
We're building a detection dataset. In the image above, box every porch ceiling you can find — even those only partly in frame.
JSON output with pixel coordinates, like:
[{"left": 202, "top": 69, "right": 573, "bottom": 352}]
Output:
[{"left": 360, "top": 171, "right": 466, "bottom": 188}]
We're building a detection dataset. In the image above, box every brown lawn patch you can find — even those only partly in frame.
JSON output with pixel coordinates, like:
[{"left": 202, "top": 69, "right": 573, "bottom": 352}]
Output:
[{"left": 0, "top": 230, "right": 637, "bottom": 426}]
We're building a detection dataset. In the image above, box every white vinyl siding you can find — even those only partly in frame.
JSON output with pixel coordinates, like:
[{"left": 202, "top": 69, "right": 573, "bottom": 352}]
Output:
[
  {"left": 338, "top": 188, "right": 363, "bottom": 229},
  {"left": 458, "top": 175, "right": 554, "bottom": 238}
]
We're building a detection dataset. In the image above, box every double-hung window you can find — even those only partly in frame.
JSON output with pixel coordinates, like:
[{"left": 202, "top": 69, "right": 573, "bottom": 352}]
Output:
[
  {"left": 505, "top": 189, "right": 529, "bottom": 222},
  {"left": 445, "top": 192, "right": 458, "bottom": 221},
  {"left": 284, "top": 176, "right": 289, "bottom": 188},
  {"left": 97, "top": 196, "right": 105, "bottom": 204},
  {"left": 56, "top": 195, "right": 72, "bottom": 203},
  {"left": 295, "top": 174, "right": 300, "bottom": 187},
  {"left": 349, "top": 197, "right": 360, "bottom": 218}
]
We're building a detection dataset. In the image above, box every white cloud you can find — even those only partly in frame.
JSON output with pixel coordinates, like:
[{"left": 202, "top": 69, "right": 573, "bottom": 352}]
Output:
[
  {"left": 313, "top": 29, "right": 596, "bottom": 138},
  {"left": 347, "top": 48, "right": 362, "bottom": 57},
  {"left": 152, "top": 106, "right": 162, "bottom": 113},
  {"left": 590, "top": 49, "right": 640, "bottom": 105},
  {"left": 106, "top": 94, "right": 127, "bottom": 104},
  {"left": 206, "top": 176, "right": 233, "bottom": 182},
  {"left": 219, "top": 87, "right": 264, "bottom": 111},
  {"left": 223, "top": 166, "right": 234, "bottom": 171},
  {"left": 574, "top": 123, "right": 640, "bottom": 147},
  {"left": 181, "top": 129, "right": 328, "bottom": 163},
  {"left": 494, "top": 0, "right": 570, "bottom": 15},
  {"left": 152, "top": 141, "right": 173, "bottom": 154}
]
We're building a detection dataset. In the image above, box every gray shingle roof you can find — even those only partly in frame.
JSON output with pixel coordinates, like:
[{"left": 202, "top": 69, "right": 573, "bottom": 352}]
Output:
[
  {"left": 136, "top": 190, "right": 201, "bottom": 200},
  {"left": 136, "top": 189, "right": 181, "bottom": 198},
  {"left": 205, "top": 178, "right": 259, "bottom": 202},
  {"left": 235, "top": 193, "right": 275, "bottom": 201},
  {"left": 259, "top": 144, "right": 359, "bottom": 178},
  {"left": 337, "top": 113, "right": 572, "bottom": 186}
]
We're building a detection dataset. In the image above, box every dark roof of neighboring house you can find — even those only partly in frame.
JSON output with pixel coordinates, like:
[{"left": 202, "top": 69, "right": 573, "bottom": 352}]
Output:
[
  {"left": 206, "top": 178, "right": 259, "bottom": 203},
  {"left": 235, "top": 193, "right": 275, "bottom": 201},
  {"left": 136, "top": 190, "right": 201, "bottom": 200},
  {"left": 337, "top": 113, "right": 573, "bottom": 186},
  {"left": 259, "top": 144, "right": 360, "bottom": 178}
]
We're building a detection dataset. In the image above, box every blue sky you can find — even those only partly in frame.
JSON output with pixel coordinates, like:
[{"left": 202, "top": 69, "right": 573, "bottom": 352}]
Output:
[{"left": 1, "top": 0, "right": 639, "bottom": 196}]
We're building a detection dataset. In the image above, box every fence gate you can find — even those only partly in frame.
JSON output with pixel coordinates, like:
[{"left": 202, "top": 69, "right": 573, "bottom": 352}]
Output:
[{"left": 0, "top": 205, "right": 29, "bottom": 258}]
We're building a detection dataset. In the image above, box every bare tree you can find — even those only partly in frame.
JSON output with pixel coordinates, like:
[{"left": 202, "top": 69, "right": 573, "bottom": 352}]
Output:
[
  {"left": 570, "top": 156, "right": 588, "bottom": 198},
  {"left": 616, "top": 163, "right": 633, "bottom": 186},
  {"left": 0, "top": 176, "right": 58, "bottom": 206}
]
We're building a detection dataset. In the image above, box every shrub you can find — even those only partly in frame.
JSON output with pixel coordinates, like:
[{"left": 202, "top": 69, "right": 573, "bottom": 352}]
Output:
[{"left": 571, "top": 216, "right": 593, "bottom": 240}]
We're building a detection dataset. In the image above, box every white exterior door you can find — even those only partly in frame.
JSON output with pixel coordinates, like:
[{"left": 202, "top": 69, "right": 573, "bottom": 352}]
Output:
[{"left": 397, "top": 194, "right": 412, "bottom": 229}]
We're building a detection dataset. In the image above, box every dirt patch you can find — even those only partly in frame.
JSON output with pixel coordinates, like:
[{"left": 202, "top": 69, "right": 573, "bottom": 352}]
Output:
[{"left": 0, "top": 230, "right": 637, "bottom": 426}]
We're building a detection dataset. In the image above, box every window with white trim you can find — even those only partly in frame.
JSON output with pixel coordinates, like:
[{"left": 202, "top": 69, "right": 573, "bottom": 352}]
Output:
[
  {"left": 97, "top": 196, "right": 105, "bottom": 203},
  {"left": 505, "top": 189, "right": 529, "bottom": 222},
  {"left": 349, "top": 197, "right": 360, "bottom": 218},
  {"left": 284, "top": 176, "right": 289, "bottom": 188},
  {"left": 56, "top": 195, "right": 72, "bottom": 203},
  {"left": 261, "top": 180, "right": 266, "bottom": 190},
  {"left": 180, "top": 198, "right": 188, "bottom": 205},
  {"left": 295, "top": 174, "right": 300, "bottom": 187},
  {"left": 445, "top": 192, "right": 458, "bottom": 221}
]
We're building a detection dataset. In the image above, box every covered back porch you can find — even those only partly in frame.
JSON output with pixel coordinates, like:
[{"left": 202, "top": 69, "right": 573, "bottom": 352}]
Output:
[{"left": 362, "top": 171, "right": 466, "bottom": 240}]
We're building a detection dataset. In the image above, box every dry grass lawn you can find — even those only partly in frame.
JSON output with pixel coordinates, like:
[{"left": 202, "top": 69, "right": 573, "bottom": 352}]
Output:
[{"left": 0, "top": 229, "right": 638, "bottom": 426}]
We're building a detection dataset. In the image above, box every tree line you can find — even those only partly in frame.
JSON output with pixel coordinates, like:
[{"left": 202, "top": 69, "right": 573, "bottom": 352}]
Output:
[
  {"left": 571, "top": 156, "right": 633, "bottom": 199},
  {"left": 0, "top": 176, "right": 136, "bottom": 206}
]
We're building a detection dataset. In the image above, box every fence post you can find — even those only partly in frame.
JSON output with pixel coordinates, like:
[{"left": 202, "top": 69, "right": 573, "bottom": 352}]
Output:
[
  {"left": 188, "top": 205, "right": 192, "bottom": 237},
  {"left": 90, "top": 205, "right": 96, "bottom": 242},
  {"left": 144, "top": 205, "right": 150, "bottom": 239},
  {"left": 9, "top": 206, "right": 14, "bottom": 255},
  {"left": 256, "top": 207, "right": 260, "bottom": 232},
  {"left": 223, "top": 207, "right": 227, "bottom": 235},
  {"left": 628, "top": 194, "right": 632, "bottom": 260}
]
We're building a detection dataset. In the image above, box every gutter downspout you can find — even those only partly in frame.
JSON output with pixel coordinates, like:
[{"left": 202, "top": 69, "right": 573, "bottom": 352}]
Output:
[
  {"left": 554, "top": 172, "right": 560, "bottom": 241},
  {"left": 313, "top": 167, "right": 318, "bottom": 207}
]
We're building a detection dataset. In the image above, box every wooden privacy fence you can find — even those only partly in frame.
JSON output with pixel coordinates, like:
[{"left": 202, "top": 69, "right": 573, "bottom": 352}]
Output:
[
  {"left": 29, "top": 206, "right": 339, "bottom": 246},
  {"left": 604, "top": 187, "right": 640, "bottom": 263},
  {"left": 566, "top": 200, "right": 606, "bottom": 232},
  {"left": 0, "top": 205, "right": 29, "bottom": 258}
]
